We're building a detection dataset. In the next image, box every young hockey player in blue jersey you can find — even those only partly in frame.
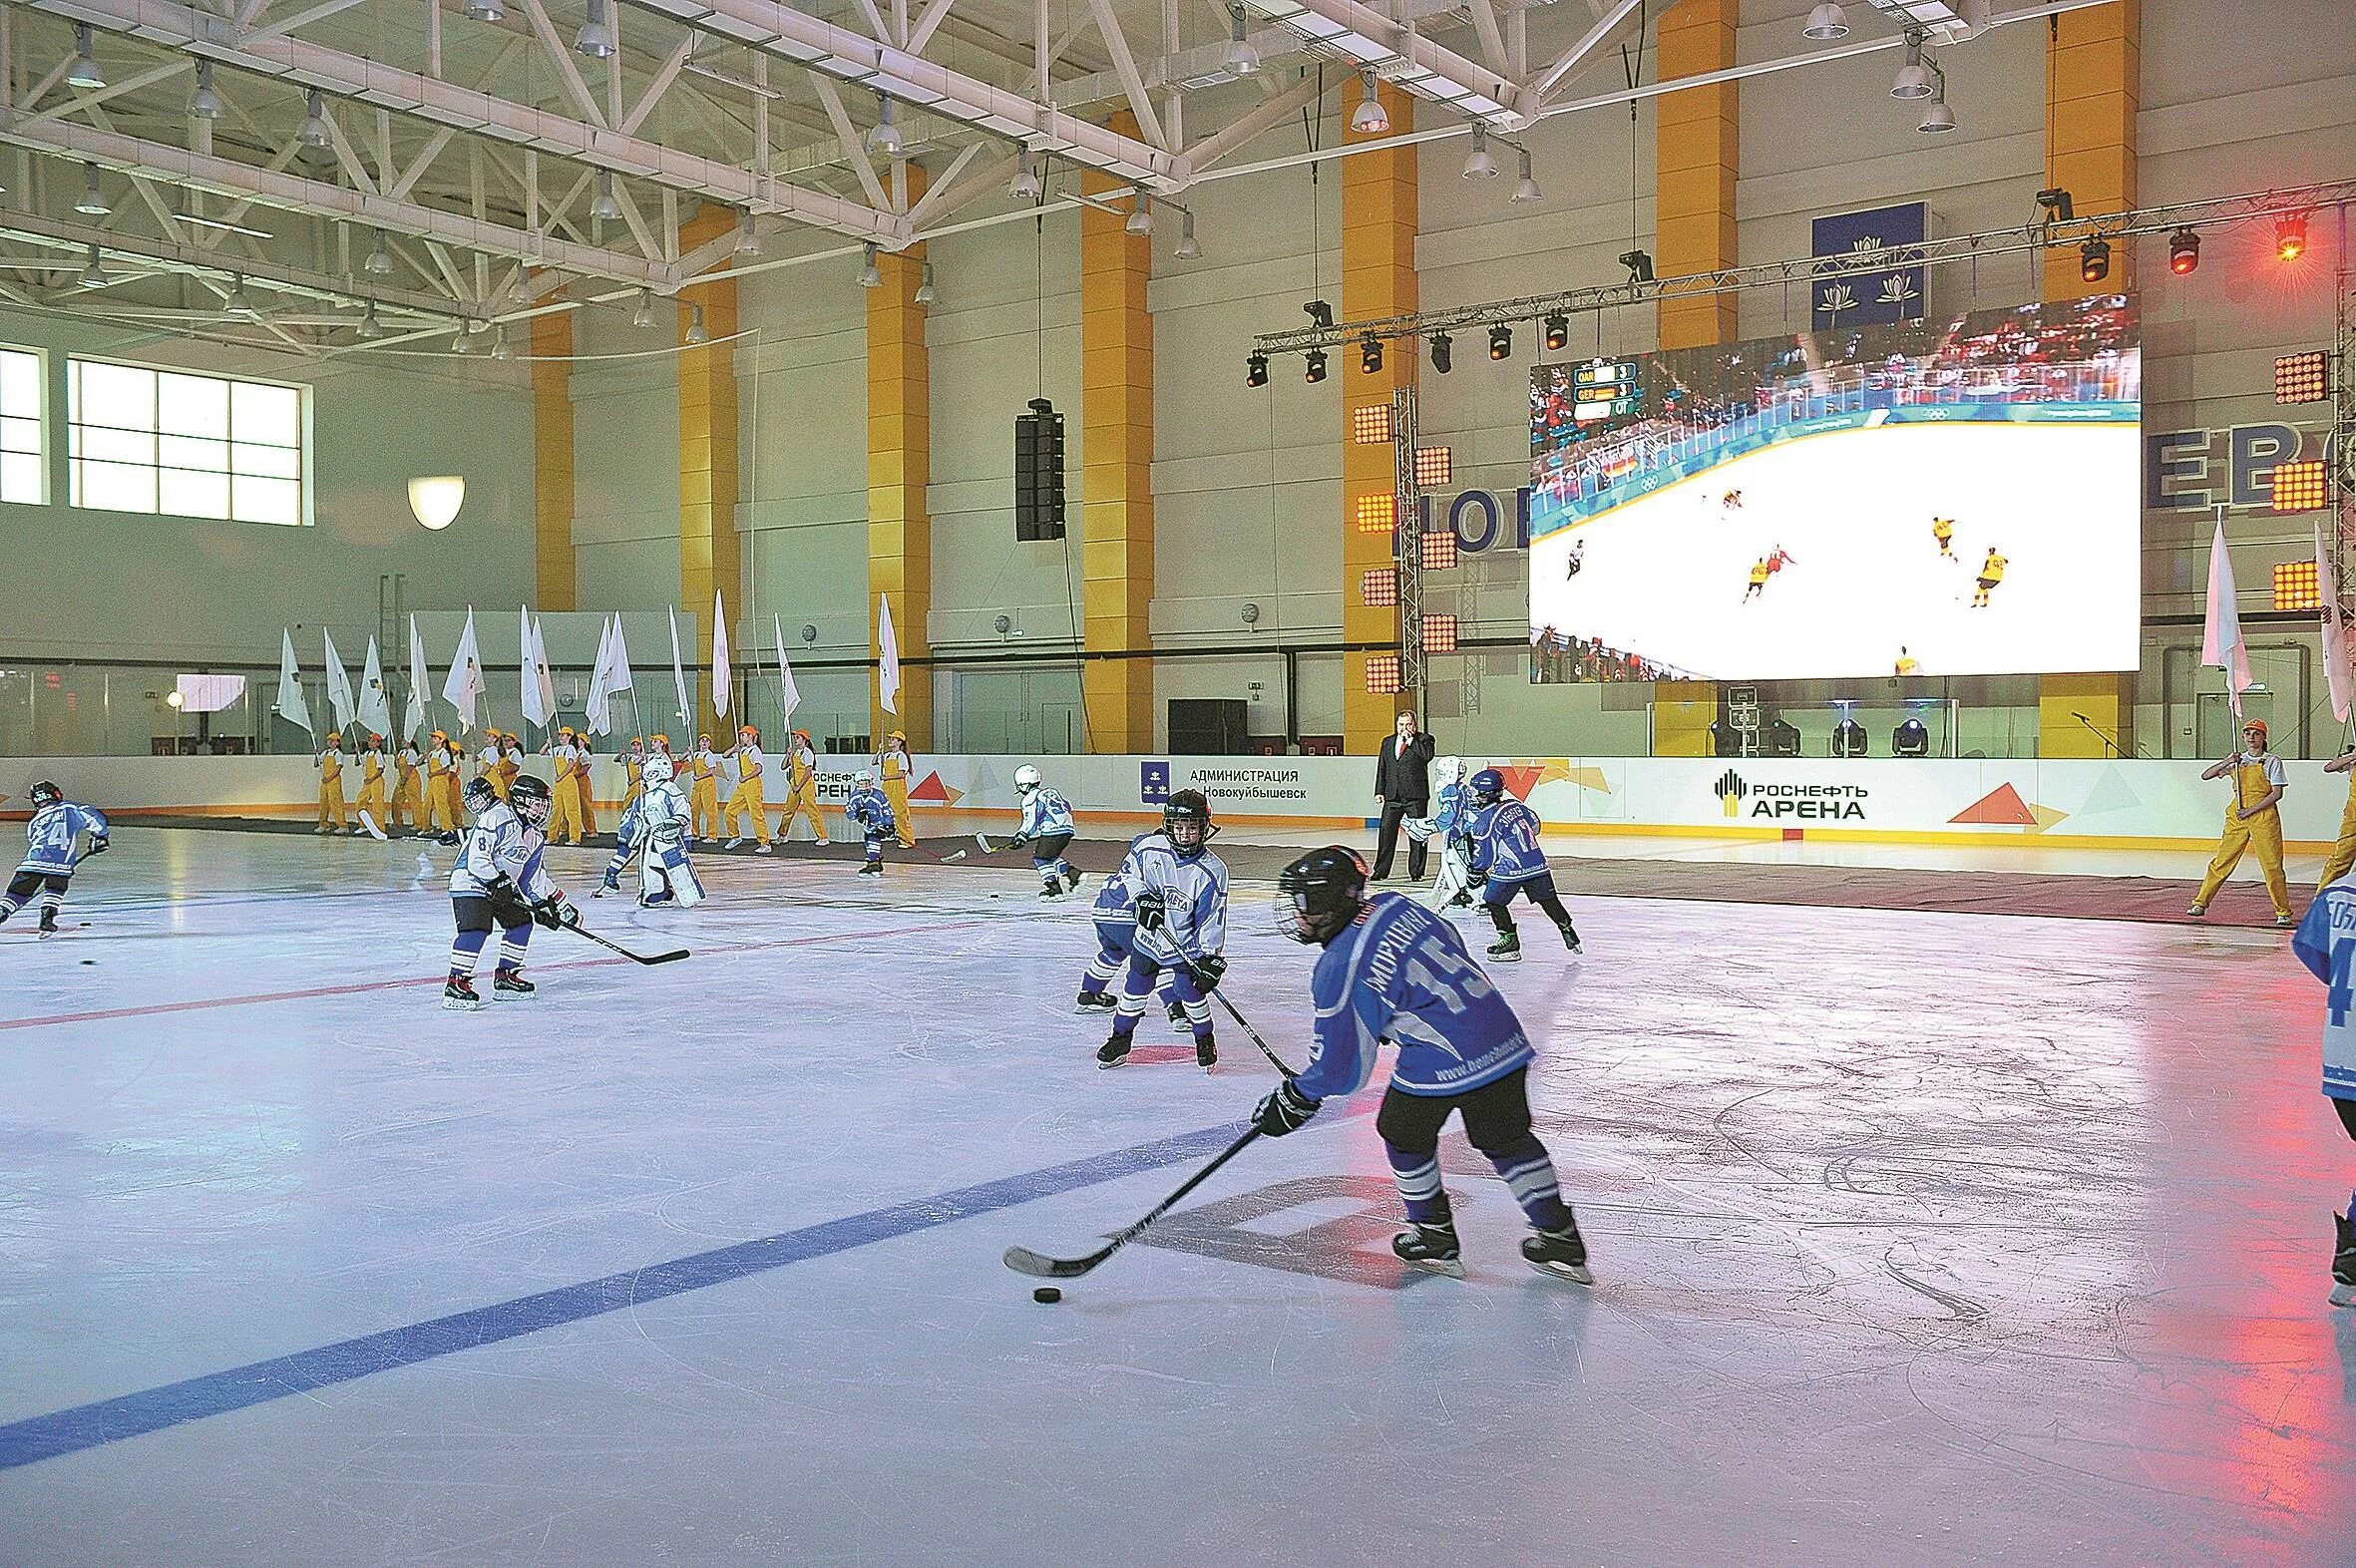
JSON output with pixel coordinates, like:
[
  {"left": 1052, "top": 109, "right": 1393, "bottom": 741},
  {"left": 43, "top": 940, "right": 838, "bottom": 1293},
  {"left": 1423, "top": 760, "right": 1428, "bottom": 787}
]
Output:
[
  {"left": 1096, "top": 789, "right": 1228, "bottom": 1071},
  {"left": 1007, "top": 764, "right": 1082, "bottom": 899},
  {"left": 1256, "top": 845, "right": 1592, "bottom": 1282},
  {"left": 1073, "top": 833, "right": 1182, "bottom": 1025},
  {"left": 847, "top": 770, "right": 896, "bottom": 878},
  {"left": 2291, "top": 881, "right": 2356, "bottom": 1306},
  {"left": 444, "top": 773, "right": 578, "bottom": 1010},
  {"left": 633, "top": 754, "right": 704, "bottom": 909},
  {"left": 592, "top": 774, "right": 651, "bottom": 899},
  {"left": 1462, "top": 767, "right": 1580, "bottom": 962},
  {"left": 1407, "top": 754, "right": 1476, "bottom": 913},
  {"left": 3, "top": 781, "right": 109, "bottom": 936}
]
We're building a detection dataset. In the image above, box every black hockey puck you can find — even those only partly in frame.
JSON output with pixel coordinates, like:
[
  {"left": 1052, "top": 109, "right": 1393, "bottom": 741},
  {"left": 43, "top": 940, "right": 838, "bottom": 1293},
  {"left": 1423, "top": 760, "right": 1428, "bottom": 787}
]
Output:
[
  {"left": 80, "top": 959, "right": 94, "bottom": 966},
  {"left": 1032, "top": 1286, "right": 1062, "bottom": 1304}
]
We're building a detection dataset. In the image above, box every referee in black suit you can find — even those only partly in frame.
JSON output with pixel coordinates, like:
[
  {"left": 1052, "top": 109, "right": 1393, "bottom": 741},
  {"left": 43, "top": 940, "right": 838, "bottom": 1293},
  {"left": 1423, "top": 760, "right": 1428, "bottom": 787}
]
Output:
[{"left": 1371, "top": 711, "right": 1436, "bottom": 882}]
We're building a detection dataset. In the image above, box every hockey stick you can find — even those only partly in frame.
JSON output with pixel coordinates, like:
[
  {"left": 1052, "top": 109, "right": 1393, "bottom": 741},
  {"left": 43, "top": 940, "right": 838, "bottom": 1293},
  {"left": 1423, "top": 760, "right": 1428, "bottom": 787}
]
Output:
[
  {"left": 1200, "top": 986, "right": 1301, "bottom": 1076},
  {"left": 1003, "top": 1126, "right": 1262, "bottom": 1280},
  {"left": 559, "top": 922, "right": 689, "bottom": 966}
]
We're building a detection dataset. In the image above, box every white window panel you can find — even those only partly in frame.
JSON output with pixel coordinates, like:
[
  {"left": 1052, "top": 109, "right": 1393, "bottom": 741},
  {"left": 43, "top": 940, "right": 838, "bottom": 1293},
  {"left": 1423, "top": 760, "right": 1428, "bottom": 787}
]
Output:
[
  {"left": 0, "top": 414, "right": 39, "bottom": 454},
  {"left": 66, "top": 357, "right": 306, "bottom": 526},
  {"left": 231, "top": 475, "right": 301, "bottom": 527},
  {"left": 231, "top": 441, "right": 301, "bottom": 480},
  {"left": 76, "top": 459, "right": 157, "bottom": 514},
  {"left": 74, "top": 361, "right": 155, "bottom": 430},
  {"left": 230, "top": 380, "right": 299, "bottom": 446},
  {"left": 159, "top": 434, "right": 228, "bottom": 472},
  {"left": 0, "top": 452, "right": 38, "bottom": 505},
  {"left": 158, "top": 372, "right": 229, "bottom": 440},
  {"left": 161, "top": 468, "right": 231, "bottom": 520}
]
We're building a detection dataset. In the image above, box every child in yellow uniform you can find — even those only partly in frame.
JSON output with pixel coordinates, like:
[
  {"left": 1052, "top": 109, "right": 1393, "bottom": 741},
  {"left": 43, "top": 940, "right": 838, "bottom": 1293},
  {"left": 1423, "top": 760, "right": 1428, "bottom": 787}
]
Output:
[
  {"left": 478, "top": 732, "right": 509, "bottom": 801},
  {"left": 878, "top": 731, "right": 918, "bottom": 849},
  {"left": 393, "top": 737, "right": 427, "bottom": 835},
  {"left": 547, "top": 726, "right": 588, "bottom": 845},
  {"left": 2319, "top": 742, "right": 2356, "bottom": 891},
  {"left": 1743, "top": 560, "right": 1768, "bottom": 602},
  {"left": 425, "top": 732, "right": 460, "bottom": 839},
  {"left": 723, "top": 725, "right": 772, "bottom": 853},
  {"left": 314, "top": 732, "right": 348, "bottom": 833},
  {"left": 1932, "top": 517, "right": 1955, "bottom": 559},
  {"left": 780, "top": 729, "right": 831, "bottom": 845},
  {"left": 2190, "top": 718, "right": 2293, "bottom": 927},
  {"left": 618, "top": 738, "right": 646, "bottom": 815},
  {"left": 685, "top": 734, "right": 721, "bottom": 842},
  {"left": 497, "top": 733, "right": 525, "bottom": 799},
  {"left": 1972, "top": 548, "right": 2006, "bottom": 608},
  {"left": 353, "top": 734, "right": 390, "bottom": 832}
]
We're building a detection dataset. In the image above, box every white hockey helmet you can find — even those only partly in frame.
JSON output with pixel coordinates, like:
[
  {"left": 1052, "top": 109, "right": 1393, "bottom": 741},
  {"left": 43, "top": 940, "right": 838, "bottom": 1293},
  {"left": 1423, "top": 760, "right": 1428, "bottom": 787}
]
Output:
[
  {"left": 1435, "top": 754, "right": 1464, "bottom": 786},
  {"left": 855, "top": 768, "right": 876, "bottom": 788},
  {"left": 642, "top": 754, "right": 674, "bottom": 786},
  {"left": 1013, "top": 763, "right": 1042, "bottom": 796}
]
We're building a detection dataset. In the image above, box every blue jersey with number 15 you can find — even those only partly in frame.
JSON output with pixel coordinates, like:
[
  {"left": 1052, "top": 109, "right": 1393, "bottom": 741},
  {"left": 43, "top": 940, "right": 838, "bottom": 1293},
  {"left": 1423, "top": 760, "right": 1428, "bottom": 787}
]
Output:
[
  {"left": 1293, "top": 893, "right": 1534, "bottom": 1102},
  {"left": 2292, "top": 882, "right": 2356, "bottom": 1103}
]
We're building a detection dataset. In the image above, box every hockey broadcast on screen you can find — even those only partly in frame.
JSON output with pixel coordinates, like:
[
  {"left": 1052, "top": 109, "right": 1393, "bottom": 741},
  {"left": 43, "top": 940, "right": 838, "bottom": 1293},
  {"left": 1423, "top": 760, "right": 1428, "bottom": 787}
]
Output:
[{"left": 1526, "top": 294, "right": 2141, "bottom": 683}]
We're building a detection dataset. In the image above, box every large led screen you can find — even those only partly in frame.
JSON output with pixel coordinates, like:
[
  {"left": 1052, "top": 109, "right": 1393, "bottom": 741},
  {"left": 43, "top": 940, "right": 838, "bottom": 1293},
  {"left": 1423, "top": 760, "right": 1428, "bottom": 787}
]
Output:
[{"left": 1527, "top": 295, "right": 2141, "bottom": 683}]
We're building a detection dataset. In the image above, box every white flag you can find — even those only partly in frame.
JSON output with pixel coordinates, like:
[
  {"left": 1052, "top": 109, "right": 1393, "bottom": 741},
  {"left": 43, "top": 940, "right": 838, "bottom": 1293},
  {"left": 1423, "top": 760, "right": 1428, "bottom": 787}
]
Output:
[
  {"left": 2200, "top": 518, "right": 2254, "bottom": 718},
  {"left": 519, "top": 605, "right": 550, "bottom": 727},
  {"left": 322, "top": 630, "right": 356, "bottom": 730},
  {"left": 357, "top": 635, "right": 394, "bottom": 737},
  {"left": 877, "top": 593, "right": 901, "bottom": 716},
  {"left": 405, "top": 614, "right": 431, "bottom": 742},
  {"left": 774, "top": 614, "right": 801, "bottom": 723},
  {"left": 606, "top": 613, "right": 633, "bottom": 694},
  {"left": 272, "top": 628, "right": 312, "bottom": 737},
  {"left": 667, "top": 606, "right": 693, "bottom": 727},
  {"left": 711, "top": 589, "right": 733, "bottom": 718},
  {"left": 442, "top": 607, "right": 487, "bottom": 732},
  {"left": 586, "top": 614, "right": 616, "bottom": 737},
  {"left": 2319, "top": 520, "right": 2352, "bottom": 724},
  {"left": 532, "top": 616, "right": 560, "bottom": 729}
]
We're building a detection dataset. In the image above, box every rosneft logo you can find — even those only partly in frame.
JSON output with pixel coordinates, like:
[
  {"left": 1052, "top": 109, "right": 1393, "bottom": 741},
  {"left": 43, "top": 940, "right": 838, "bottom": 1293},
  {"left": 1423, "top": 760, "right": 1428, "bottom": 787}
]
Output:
[{"left": 1714, "top": 769, "right": 1748, "bottom": 818}]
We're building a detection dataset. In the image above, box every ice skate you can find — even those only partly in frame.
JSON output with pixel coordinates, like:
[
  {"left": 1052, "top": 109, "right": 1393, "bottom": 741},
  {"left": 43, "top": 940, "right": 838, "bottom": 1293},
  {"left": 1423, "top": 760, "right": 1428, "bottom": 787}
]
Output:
[
  {"left": 1095, "top": 1033, "right": 1131, "bottom": 1069},
  {"left": 37, "top": 907, "right": 61, "bottom": 937},
  {"left": 1522, "top": 1219, "right": 1593, "bottom": 1285},
  {"left": 1557, "top": 922, "right": 1582, "bottom": 955},
  {"left": 592, "top": 871, "right": 620, "bottom": 899},
  {"left": 1073, "top": 990, "right": 1116, "bottom": 1015},
  {"left": 1195, "top": 1034, "right": 1218, "bottom": 1071},
  {"left": 1391, "top": 1223, "right": 1464, "bottom": 1278},
  {"left": 491, "top": 967, "right": 537, "bottom": 999},
  {"left": 441, "top": 975, "right": 484, "bottom": 1011},
  {"left": 2333, "top": 1213, "right": 2355, "bottom": 1308},
  {"left": 1486, "top": 932, "right": 1522, "bottom": 963},
  {"left": 1038, "top": 881, "right": 1064, "bottom": 901}
]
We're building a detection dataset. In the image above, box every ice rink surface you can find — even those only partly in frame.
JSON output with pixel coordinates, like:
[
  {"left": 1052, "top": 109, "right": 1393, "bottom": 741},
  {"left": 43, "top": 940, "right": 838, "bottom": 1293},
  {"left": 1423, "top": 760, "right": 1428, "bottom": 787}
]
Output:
[{"left": 3, "top": 829, "right": 2352, "bottom": 1567}]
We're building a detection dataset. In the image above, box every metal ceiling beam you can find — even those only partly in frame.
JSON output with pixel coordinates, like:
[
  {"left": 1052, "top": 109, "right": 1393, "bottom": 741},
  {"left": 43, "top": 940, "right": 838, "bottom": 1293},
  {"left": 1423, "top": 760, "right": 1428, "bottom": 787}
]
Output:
[
  {"left": 28, "top": 0, "right": 906, "bottom": 245},
  {"left": 1250, "top": 0, "right": 1521, "bottom": 126},
  {"left": 0, "top": 117, "right": 669, "bottom": 292},
  {"left": 621, "top": 0, "right": 1189, "bottom": 191}
]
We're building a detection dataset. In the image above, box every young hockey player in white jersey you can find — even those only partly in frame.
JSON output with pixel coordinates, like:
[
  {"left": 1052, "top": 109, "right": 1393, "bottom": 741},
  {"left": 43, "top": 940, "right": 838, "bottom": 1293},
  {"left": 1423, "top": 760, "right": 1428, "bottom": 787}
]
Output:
[
  {"left": 1073, "top": 833, "right": 1182, "bottom": 1024},
  {"left": 444, "top": 773, "right": 578, "bottom": 1009},
  {"left": 2291, "top": 882, "right": 2356, "bottom": 1305},
  {"left": 633, "top": 754, "right": 704, "bottom": 908},
  {"left": 847, "top": 770, "right": 896, "bottom": 877},
  {"left": 592, "top": 777, "right": 650, "bottom": 899},
  {"left": 1007, "top": 764, "right": 1081, "bottom": 899},
  {"left": 1462, "top": 768, "right": 1580, "bottom": 962},
  {"left": 1406, "top": 755, "right": 1476, "bottom": 913},
  {"left": 2, "top": 781, "right": 109, "bottom": 936},
  {"left": 1256, "top": 845, "right": 1591, "bottom": 1282},
  {"left": 1096, "top": 789, "right": 1228, "bottom": 1071}
]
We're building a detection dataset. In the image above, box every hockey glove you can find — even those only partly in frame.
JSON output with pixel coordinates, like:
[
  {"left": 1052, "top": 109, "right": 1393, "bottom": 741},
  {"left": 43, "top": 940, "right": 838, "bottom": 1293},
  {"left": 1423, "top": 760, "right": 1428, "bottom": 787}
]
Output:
[
  {"left": 1133, "top": 891, "right": 1167, "bottom": 933},
  {"left": 651, "top": 822, "right": 685, "bottom": 849},
  {"left": 1189, "top": 954, "right": 1228, "bottom": 991},
  {"left": 83, "top": 836, "right": 110, "bottom": 856},
  {"left": 531, "top": 893, "right": 580, "bottom": 930},
  {"left": 1252, "top": 1080, "right": 1322, "bottom": 1138},
  {"left": 485, "top": 874, "right": 535, "bottom": 928}
]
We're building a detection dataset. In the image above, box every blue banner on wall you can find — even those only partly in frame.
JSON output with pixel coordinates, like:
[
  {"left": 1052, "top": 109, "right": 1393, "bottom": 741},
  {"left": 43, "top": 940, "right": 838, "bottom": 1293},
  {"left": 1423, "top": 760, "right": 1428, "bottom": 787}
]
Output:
[{"left": 1810, "top": 201, "right": 1928, "bottom": 327}]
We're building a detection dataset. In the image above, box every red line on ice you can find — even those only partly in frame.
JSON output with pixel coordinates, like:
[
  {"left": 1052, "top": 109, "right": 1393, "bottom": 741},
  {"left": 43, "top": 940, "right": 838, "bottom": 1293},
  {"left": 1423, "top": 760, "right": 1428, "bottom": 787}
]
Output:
[{"left": 0, "top": 919, "right": 993, "bottom": 1033}]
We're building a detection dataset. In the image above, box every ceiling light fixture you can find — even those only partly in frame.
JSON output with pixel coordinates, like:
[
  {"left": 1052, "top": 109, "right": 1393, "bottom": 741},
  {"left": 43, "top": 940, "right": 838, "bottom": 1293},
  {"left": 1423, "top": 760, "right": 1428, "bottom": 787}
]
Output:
[
  {"left": 464, "top": 0, "right": 507, "bottom": 19},
  {"left": 683, "top": 303, "right": 709, "bottom": 345},
  {"left": 1305, "top": 349, "right": 1328, "bottom": 384},
  {"left": 74, "top": 163, "right": 109, "bottom": 217},
  {"left": 1225, "top": 3, "right": 1259, "bottom": 76},
  {"left": 866, "top": 95, "right": 902, "bottom": 156},
  {"left": 189, "top": 59, "right": 222, "bottom": 120},
  {"left": 575, "top": 0, "right": 615, "bottom": 59},
  {"left": 914, "top": 261, "right": 937, "bottom": 306},
  {"left": 2168, "top": 228, "right": 2200, "bottom": 275},
  {"left": 365, "top": 228, "right": 394, "bottom": 274},
  {"left": 356, "top": 301, "right": 383, "bottom": 340},
  {"left": 1010, "top": 149, "right": 1040, "bottom": 200},
  {"left": 1511, "top": 148, "right": 1540, "bottom": 202},
  {"left": 298, "top": 89, "right": 331, "bottom": 148},
  {"left": 1918, "top": 68, "right": 1956, "bottom": 133},
  {"left": 591, "top": 172, "right": 621, "bottom": 220},
  {"left": 1801, "top": 3, "right": 1848, "bottom": 40},
  {"left": 631, "top": 288, "right": 655, "bottom": 328},
  {"left": 1246, "top": 352, "right": 1269, "bottom": 388},
  {"left": 1125, "top": 191, "right": 1152, "bottom": 236},
  {"left": 1351, "top": 71, "right": 1388, "bottom": 135},
  {"left": 860, "top": 242, "right": 883, "bottom": 288},
  {"left": 67, "top": 24, "right": 103, "bottom": 91},
  {"left": 77, "top": 245, "right": 109, "bottom": 290},
  {"left": 1174, "top": 210, "right": 1201, "bottom": 260},
  {"left": 1462, "top": 126, "right": 1497, "bottom": 180},
  {"left": 737, "top": 212, "right": 762, "bottom": 256},
  {"left": 1891, "top": 31, "right": 1935, "bottom": 99}
]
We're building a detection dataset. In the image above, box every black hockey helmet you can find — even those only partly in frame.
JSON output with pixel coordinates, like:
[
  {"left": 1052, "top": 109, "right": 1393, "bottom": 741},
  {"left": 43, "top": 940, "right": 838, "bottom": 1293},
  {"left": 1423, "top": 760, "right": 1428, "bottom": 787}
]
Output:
[
  {"left": 27, "top": 780, "right": 63, "bottom": 807},
  {"left": 462, "top": 776, "right": 500, "bottom": 816},
  {"left": 1276, "top": 846, "right": 1369, "bottom": 947},
  {"left": 508, "top": 773, "right": 554, "bottom": 828},
  {"left": 1163, "top": 789, "right": 1215, "bottom": 854}
]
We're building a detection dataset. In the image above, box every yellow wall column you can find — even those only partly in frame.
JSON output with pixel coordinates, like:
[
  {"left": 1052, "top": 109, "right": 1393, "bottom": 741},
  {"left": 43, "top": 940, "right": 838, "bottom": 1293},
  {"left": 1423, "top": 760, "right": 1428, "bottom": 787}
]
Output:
[
  {"left": 1079, "top": 119, "right": 1154, "bottom": 750},
  {"left": 531, "top": 307, "right": 576, "bottom": 609},
  {"left": 1655, "top": 0, "right": 1739, "bottom": 351},
  {"left": 1341, "top": 82, "right": 1417, "bottom": 754},
  {"left": 869, "top": 218, "right": 932, "bottom": 747},
  {"left": 2038, "top": 0, "right": 2139, "bottom": 754},
  {"left": 677, "top": 206, "right": 740, "bottom": 726}
]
